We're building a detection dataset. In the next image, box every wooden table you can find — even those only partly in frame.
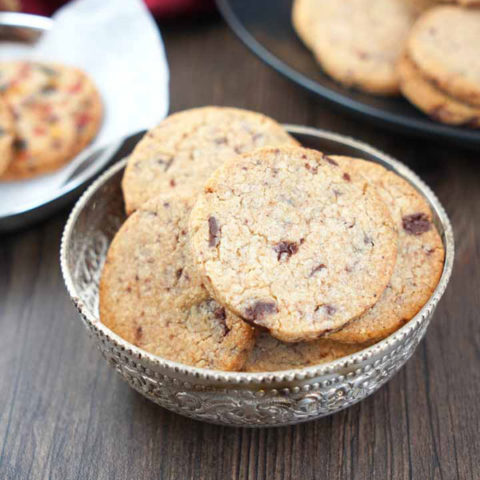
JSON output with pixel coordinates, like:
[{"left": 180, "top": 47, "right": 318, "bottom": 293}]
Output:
[{"left": 1, "top": 15, "right": 478, "bottom": 480}]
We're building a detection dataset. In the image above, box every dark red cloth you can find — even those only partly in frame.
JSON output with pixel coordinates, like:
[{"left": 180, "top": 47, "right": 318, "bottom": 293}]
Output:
[{"left": 19, "top": 0, "right": 214, "bottom": 17}]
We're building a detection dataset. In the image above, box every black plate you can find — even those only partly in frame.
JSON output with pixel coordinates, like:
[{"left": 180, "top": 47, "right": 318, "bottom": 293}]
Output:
[{"left": 217, "top": 0, "right": 480, "bottom": 148}]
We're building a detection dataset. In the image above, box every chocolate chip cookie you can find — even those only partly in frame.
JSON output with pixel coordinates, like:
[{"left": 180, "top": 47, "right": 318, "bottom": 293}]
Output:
[
  {"left": 243, "top": 332, "right": 364, "bottom": 372},
  {"left": 122, "top": 106, "right": 299, "bottom": 215},
  {"left": 189, "top": 146, "right": 398, "bottom": 343},
  {"left": 292, "top": 0, "right": 435, "bottom": 95},
  {"left": 0, "top": 61, "right": 102, "bottom": 179},
  {"left": 327, "top": 157, "right": 445, "bottom": 344},
  {"left": 406, "top": 6, "right": 480, "bottom": 108},
  {"left": 99, "top": 193, "right": 255, "bottom": 371},
  {"left": 398, "top": 54, "right": 480, "bottom": 127}
]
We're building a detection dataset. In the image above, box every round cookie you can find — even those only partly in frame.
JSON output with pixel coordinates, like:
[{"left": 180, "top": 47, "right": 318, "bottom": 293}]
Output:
[
  {"left": 407, "top": 6, "right": 480, "bottom": 108},
  {"left": 122, "top": 107, "right": 299, "bottom": 215},
  {"left": 0, "top": 61, "right": 102, "bottom": 180},
  {"left": 189, "top": 146, "right": 398, "bottom": 343},
  {"left": 398, "top": 55, "right": 480, "bottom": 127},
  {"left": 0, "top": 97, "right": 14, "bottom": 175},
  {"left": 292, "top": 0, "right": 435, "bottom": 95},
  {"left": 327, "top": 157, "right": 445, "bottom": 344},
  {"left": 99, "top": 193, "right": 255, "bottom": 371},
  {"left": 243, "top": 332, "right": 364, "bottom": 372}
]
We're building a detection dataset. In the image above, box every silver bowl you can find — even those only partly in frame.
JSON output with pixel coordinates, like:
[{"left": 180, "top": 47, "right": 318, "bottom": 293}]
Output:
[{"left": 60, "top": 126, "right": 454, "bottom": 427}]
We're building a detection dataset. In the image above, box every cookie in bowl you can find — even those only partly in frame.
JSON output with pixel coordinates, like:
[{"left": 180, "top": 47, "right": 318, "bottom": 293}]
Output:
[
  {"left": 122, "top": 106, "right": 299, "bottom": 215},
  {"left": 326, "top": 156, "right": 445, "bottom": 344},
  {"left": 99, "top": 192, "right": 255, "bottom": 371},
  {"left": 189, "top": 146, "right": 398, "bottom": 343},
  {"left": 243, "top": 332, "right": 365, "bottom": 372}
]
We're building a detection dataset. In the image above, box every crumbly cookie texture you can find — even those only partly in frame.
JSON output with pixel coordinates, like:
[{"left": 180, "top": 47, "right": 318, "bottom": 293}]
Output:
[
  {"left": 398, "top": 55, "right": 480, "bottom": 127},
  {"left": 327, "top": 156, "right": 445, "bottom": 344},
  {"left": 407, "top": 5, "right": 480, "bottom": 108},
  {"left": 99, "top": 193, "right": 255, "bottom": 371},
  {"left": 292, "top": 0, "right": 435, "bottom": 95},
  {"left": 122, "top": 106, "right": 299, "bottom": 215},
  {"left": 0, "top": 97, "right": 13, "bottom": 175},
  {"left": 189, "top": 146, "right": 398, "bottom": 343},
  {"left": 0, "top": 61, "right": 102, "bottom": 180},
  {"left": 243, "top": 332, "right": 364, "bottom": 372}
]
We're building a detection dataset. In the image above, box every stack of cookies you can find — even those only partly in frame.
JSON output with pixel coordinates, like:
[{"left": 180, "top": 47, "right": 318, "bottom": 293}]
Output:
[
  {"left": 0, "top": 61, "right": 102, "bottom": 179},
  {"left": 99, "top": 106, "right": 445, "bottom": 372},
  {"left": 398, "top": 6, "right": 480, "bottom": 126},
  {"left": 292, "top": 0, "right": 480, "bottom": 128}
]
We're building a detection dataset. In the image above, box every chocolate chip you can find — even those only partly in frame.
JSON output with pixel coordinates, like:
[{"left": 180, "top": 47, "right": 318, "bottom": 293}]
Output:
[
  {"left": 325, "top": 156, "right": 338, "bottom": 166},
  {"left": 310, "top": 263, "right": 326, "bottom": 277},
  {"left": 304, "top": 163, "right": 318, "bottom": 174},
  {"left": 244, "top": 301, "right": 277, "bottom": 322},
  {"left": 343, "top": 172, "right": 351, "bottom": 182},
  {"left": 208, "top": 216, "right": 220, "bottom": 247},
  {"left": 214, "top": 306, "right": 226, "bottom": 321},
  {"left": 135, "top": 326, "right": 143, "bottom": 343},
  {"left": 175, "top": 268, "right": 183, "bottom": 280},
  {"left": 364, "top": 234, "right": 374, "bottom": 246},
  {"left": 13, "top": 138, "right": 27, "bottom": 151},
  {"left": 315, "top": 304, "right": 336, "bottom": 315},
  {"left": 402, "top": 213, "right": 431, "bottom": 235},
  {"left": 274, "top": 241, "right": 299, "bottom": 261}
]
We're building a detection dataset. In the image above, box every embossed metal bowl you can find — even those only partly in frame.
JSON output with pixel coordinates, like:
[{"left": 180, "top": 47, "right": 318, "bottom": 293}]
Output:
[{"left": 60, "top": 126, "right": 454, "bottom": 427}]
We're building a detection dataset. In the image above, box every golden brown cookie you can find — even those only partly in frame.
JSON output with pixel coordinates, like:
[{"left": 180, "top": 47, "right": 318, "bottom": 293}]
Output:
[
  {"left": 0, "top": 97, "right": 13, "bottom": 175},
  {"left": 243, "top": 332, "right": 364, "bottom": 372},
  {"left": 189, "top": 146, "right": 398, "bottom": 343},
  {"left": 122, "top": 106, "right": 299, "bottom": 215},
  {"left": 0, "top": 61, "right": 102, "bottom": 180},
  {"left": 327, "top": 157, "right": 445, "bottom": 344},
  {"left": 407, "top": 5, "right": 480, "bottom": 108},
  {"left": 292, "top": 0, "right": 435, "bottom": 95},
  {"left": 99, "top": 193, "right": 255, "bottom": 371},
  {"left": 398, "top": 55, "right": 480, "bottom": 127}
]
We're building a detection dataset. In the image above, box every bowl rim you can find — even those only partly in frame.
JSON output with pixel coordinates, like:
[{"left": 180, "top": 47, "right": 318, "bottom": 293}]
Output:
[{"left": 60, "top": 125, "right": 455, "bottom": 385}]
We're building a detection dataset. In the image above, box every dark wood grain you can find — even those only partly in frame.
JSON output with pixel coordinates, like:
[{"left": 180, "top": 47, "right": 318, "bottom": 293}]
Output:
[{"left": 1, "top": 16, "right": 479, "bottom": 480}]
